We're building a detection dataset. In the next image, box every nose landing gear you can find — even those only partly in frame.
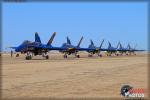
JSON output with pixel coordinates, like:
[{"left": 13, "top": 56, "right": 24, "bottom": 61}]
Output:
[
  {"left": 75, "top": 54, "right": 80, "bottom": 58},
  {"left": 88, "top": 54, "right": 93, "bottom": 57},
  {"left": 42, "top": 53, "right": 49, "bottom": 60},
  {"left": 98, "top": 54, "right": 102, "bottom": 57},
  {"left": 115, "top": 53, "right": 119, "bottom": 56},
  {"left": 26, "top": 55, "right": 32, "bottom": 60},
  {"left": 63, "top": 54, "right": 67, "bottom": 58},
  {"left": 45, "top": 55, "right": 49, "bottom": 59},
  {"left": 25, "top": 52, "right": 32, "bottom": 60},
  {"left": 16, "top": 54, "right": 19, "bottom": 57}
]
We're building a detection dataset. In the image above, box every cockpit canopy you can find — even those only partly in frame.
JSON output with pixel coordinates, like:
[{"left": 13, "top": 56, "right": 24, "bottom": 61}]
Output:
[{"left": 22, "top": 40, "right": 32, "bottom": 45}]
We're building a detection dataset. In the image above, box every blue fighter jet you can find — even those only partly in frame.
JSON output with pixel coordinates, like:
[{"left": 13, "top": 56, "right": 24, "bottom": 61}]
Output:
[
  {"left": 9, "top": 32, "right": 145, "bottom": 60},
  {"left": 117, "top": 42, "right": 131, "bottom": 55},
  {"left": 59, "top": 36, "right": 83, "bottom": 58},
  {"left": 10, "top": 32, "right": 56, "bottom": 60},
  {"left": 105, "top": 41, "right": 120, "bottom": 56},
  {"left": 87, "top": 39, "right": 105, "bottom": 57},
  {"left": 126, "top": 44, "right": 145, "bottom": 55}
]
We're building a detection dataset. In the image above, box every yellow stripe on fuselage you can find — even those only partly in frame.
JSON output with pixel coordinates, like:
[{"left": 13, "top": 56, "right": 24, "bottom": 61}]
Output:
[
  {"left": 96, "top": 48, "right": 99, "bottom": 51},
  {"left": 68, "top": 48, "right": 75, "bottom": 52},
  {"left": 68, "top": 48, "right": 74, "bottom": 50}
]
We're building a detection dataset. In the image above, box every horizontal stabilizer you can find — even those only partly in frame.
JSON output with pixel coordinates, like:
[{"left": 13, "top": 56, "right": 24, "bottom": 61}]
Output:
[{"left": 67, "top": 36, "right": 71, "bottom": 45}]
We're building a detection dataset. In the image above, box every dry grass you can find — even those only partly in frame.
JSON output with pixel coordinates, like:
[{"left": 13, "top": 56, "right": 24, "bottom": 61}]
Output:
[{"left": 1, "top": 52, "right": 148, "bottom": 99}]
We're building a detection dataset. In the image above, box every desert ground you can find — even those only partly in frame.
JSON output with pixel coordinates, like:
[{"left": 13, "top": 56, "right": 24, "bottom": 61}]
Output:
[{"left": 1, "top": 52, "right": 149, "bottom": 99}]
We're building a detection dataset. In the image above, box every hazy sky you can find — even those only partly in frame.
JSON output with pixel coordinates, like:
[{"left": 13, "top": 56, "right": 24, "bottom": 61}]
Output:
[{"left": 2, "top": 2, "right": 148, "bottom": 51}]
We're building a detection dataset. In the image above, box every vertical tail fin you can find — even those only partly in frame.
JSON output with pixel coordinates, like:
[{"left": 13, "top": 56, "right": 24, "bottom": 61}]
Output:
[
  {"left": 47, "top": 32, "right": 56, "bottom": 46},
  {"left": 116, "top": 42, "right": 120, "bottom": 49},
  {"left": 99, "top": 39, "right": 104, "bottom": 48},
  {"left": 119, "top": 42, "right": 122, "bottom": 48},
  {"left": 35, "top": 32, "right": 41, "bottom": 43},
  {"left": 127, "top": 43, "right": 131, "bottom": 49},
  {"left": 67, "top": 36, "right": 71, "bottom": 45},
  {"left": 90, "top": 40, "right": 94, "bottom": 46},
  {"left": 77, "top": 36, "right": 83, "bottom": 48},
  {"left": 108, "top": 41, "right": 111, "bottom": 48}
]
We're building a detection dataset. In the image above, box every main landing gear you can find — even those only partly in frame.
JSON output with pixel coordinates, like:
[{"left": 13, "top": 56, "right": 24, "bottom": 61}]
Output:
[
  {"left": 128, "top": 52, "right": 136, "bottom": 56},
  {"left": 26, "top": 54, "right": 32, "bottom": 60},
  {"left": 133, "top": 52, "right": 136, "bottom": 55},
  {"left": 88, "top": 53, "right": 103, "bottom": 57},
  {"left": 25, "top": 52, "right": 49, "bottom": 60},
  {"left": 115, "top": 53, "right": 119, "bottom": 56},
  {"left": 63, "top": 54, "right": 67, "bottom": 58},
  {"left": 88, "top": 54, "right": 93, "bottom": 57},
  {"left": 42, "top": 53, "right": 49, "bottom": 60},
  {"left": 106, "top": 53, "right": 111, "bottom": 56},
  {"left": 16, "top": 54, "right": 19, "bottom": 57},
  {"left": 45, "top": 55, "right": 49, "bottom": 59},
  {"left": 120, "top": 53, "right": 123, "bottom": 56},
  {"left": 98, "top": 53, "right": 102, "bottom": 57},
  {"left": 75, "top": 54, "right": 80, "bottom": 58},
  {"left": 63, "top": 53, "right": 80, "bottom": 58}
]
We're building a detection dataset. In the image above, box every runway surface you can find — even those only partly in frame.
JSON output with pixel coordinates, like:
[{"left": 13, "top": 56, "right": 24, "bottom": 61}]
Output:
[{"left": 1, "top": 53, "right": 148, "bottom": 99}]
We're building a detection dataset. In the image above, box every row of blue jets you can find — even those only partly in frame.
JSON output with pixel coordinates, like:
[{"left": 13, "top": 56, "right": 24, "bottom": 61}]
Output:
[{"left": 10, "top": 32, "right": 145, "bottom": 60}]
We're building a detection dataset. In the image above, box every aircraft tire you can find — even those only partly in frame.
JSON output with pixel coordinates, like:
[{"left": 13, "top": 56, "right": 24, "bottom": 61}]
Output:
[
  {"left": 99, "top": 54, "right": 102, "bottom": 57},
  {"left": 134, "top": 53, "right": 136, "bottom": 55},
  {"left": 76, "top": 55, "right": 80, "bottom": 58},
  {"left": 25, "top": 56, "right": 28, "bottom": 60},
  {"left": 46, "top": 55, "right": 49, "bottom": 59},
  {"left": 26, "top": 55, "right": 32, "bottom": 60},
  {"left": 16, "top": 54, "right": 19, "bottom": 57},
  {"left": 88, "top": 54, "right": 92, "bottom": 57},
  {"left": 26, "top": 56, "right": 29, "bottom": 60},
  {"left": 64, "top": 55, "right": 67, "bottom": 58}
]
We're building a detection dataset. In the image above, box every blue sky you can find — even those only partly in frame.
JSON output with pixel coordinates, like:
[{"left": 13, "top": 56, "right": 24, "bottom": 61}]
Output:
[{"left": 2, "top": 2, "right": 148, "bottom": 51}]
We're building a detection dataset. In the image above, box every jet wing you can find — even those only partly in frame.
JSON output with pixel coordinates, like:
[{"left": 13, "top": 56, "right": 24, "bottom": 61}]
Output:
[
  {"left": 132, "top": 49, "right": 145, "bottom": 51},
  {"left": 76, "top": 48, "right": 96, "bottom": 51},
  {"left": 117, "top": 48, "right": 129, "bottom": 51},
  {"left": 106, "top": 48, "right": 117, "bottom": 51},
  {"left": 48, "top": 47, "right": 67, "bottom": 50},
  {"left": 76, "top": 48, "right": 108, "bottom": 51},
  {"left": 34, "top": 45, "right": 67, "bottom": 50}
]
